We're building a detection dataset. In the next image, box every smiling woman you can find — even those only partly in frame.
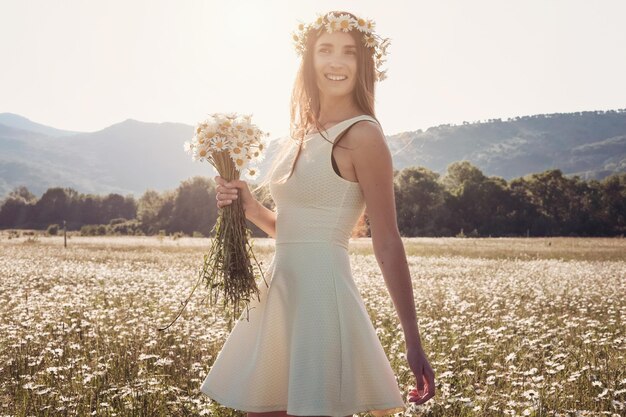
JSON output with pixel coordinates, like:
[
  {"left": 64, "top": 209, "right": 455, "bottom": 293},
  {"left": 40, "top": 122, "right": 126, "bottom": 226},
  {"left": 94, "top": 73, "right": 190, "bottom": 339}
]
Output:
[
  {"left": 313, "top": 35, "right": 359, "bottom": 102},
  {"left": 199, "top": 10, "right": 435, "bottom": 417}
]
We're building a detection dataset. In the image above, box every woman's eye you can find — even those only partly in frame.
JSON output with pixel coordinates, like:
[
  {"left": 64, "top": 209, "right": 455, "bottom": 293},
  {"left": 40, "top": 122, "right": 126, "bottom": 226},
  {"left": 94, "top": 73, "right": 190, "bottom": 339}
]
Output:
[{"left": 317, "top": 48, "right": 355, "bottom": 55}]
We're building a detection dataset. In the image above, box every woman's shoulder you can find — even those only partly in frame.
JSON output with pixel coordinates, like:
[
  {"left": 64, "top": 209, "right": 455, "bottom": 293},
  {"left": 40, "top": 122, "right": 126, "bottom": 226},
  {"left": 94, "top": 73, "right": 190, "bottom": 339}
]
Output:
[{"left": 341, "top": 117, "right": 386, "bottom": 148}]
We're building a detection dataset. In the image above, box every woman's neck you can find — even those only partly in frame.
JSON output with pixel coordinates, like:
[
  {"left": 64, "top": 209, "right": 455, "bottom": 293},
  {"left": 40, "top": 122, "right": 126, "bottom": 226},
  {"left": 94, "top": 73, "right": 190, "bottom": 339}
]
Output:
[{"left": 317, "top": 94, "right": 362, "bottom": 126}]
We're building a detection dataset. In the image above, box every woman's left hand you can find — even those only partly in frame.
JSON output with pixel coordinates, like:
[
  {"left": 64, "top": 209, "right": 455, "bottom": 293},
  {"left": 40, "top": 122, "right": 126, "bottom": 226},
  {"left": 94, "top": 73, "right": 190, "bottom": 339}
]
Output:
[{"left": 406, "top": 344, "right": 436, "bottom": 404}]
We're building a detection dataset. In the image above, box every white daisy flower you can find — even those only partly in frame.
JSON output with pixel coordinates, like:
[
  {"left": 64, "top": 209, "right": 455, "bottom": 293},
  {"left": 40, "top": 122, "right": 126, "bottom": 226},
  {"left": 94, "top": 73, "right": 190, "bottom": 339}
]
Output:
[
  {"left": 336, "top": 14, "right": 356, "bottom": 32},
  {"left": 522, "top": 389, "right": 540, "bottom": 400},
  {"left": 248, "top": 148, "right": 265, "bottom": 163},
  {"left": 363, "top": 34, "right": 377, "bottom": 48},
  {"left": 231, "top": 155, "right": 249, "bottom": 171},
  {"left": 210, "top": 136, "right": 231, "bottom": 152},
  {"left": 244, "top": 126, "right": 260, "bottom": 138},
  {"left": 246, "top": 149, "right": 263, "bottom": 162},
  {"left": 311, "top": 14, "right": 325, "bottom": 30},
  {"left": 234, "top": 137, "right": 252, "bottom": 149},
  {"left": 244, "top": 166, "right": 260, "bottom": 180},
  {"left": 197, "top": 144, "right": 210, "bottom": 160},
  {"left": 201, "top": 127, "right": 218, "bottom": 143},
  {"left": 325, "top": 13, "right": 340, "bottom": 33},
  {"left": 355, "top": 17, "right": 371, "bottom": 33},
  {"left": 228, "top": 145, "right": 248, "bottom": 160}
]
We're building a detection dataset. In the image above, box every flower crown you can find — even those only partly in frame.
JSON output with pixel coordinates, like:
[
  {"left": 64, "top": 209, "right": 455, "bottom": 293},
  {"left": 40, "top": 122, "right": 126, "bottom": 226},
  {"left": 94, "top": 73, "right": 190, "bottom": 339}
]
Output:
[{"left": 292, "top": 12, "right": 391, "bottom": 82}]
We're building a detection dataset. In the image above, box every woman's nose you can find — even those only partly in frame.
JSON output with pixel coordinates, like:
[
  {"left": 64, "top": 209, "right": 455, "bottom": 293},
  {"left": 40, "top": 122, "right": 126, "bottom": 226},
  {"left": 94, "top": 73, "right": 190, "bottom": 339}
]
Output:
[{"left": 329, "top": 61, "right": 345, "bottom": 70}]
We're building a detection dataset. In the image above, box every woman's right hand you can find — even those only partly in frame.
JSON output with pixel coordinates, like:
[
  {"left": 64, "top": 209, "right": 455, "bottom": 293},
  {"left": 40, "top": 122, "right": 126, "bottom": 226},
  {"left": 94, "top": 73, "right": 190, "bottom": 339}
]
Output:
[
  {"left": 407, "top": 344, "right": 436, "bottom": 404},
  {"left": 214, "top": 175, "right": 259, "bottom": 217}
]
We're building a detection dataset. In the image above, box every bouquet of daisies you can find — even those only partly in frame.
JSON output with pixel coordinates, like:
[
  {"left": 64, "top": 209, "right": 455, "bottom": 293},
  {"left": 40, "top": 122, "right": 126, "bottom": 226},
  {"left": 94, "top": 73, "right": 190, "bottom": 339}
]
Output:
[{"left": 158, "top": 112, "right": 269, "bottom": 330}]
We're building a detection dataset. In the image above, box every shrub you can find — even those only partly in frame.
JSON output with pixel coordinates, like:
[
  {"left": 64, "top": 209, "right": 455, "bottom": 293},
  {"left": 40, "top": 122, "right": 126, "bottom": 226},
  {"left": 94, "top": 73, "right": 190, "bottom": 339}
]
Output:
[
  {"left": 172, "top": 231, "right": 186, "bottom": 240},
  {"left": 47, "top": 224, "right": 60, "bottom": 236},
  {"left": 108, "top": 219, "right": 142, "bottom": 236},
  {"left": 80, "top": 224, "right": 107, "bottom": 236},
  {"left": 80, "top": 225, "right": 96, "bottom": 236}
]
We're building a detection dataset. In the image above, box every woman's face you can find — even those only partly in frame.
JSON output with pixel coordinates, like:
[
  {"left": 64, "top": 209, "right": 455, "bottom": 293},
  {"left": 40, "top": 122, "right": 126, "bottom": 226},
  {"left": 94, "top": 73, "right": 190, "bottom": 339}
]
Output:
[{"left": 313, "top": 31, "right": 358, "bottom": 100}]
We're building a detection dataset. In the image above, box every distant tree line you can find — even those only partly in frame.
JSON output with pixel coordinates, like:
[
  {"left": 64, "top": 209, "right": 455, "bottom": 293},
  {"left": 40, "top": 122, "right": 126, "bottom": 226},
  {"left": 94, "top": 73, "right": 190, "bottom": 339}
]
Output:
[
  {"left": 437, "top": 108, "right": 626, "bottom": 129},
  {"left": 1, "top": 161, "right": 624, "bottom": 237},
  {"left": 393, "top": 161, "right": 624, "bottom": 237}
]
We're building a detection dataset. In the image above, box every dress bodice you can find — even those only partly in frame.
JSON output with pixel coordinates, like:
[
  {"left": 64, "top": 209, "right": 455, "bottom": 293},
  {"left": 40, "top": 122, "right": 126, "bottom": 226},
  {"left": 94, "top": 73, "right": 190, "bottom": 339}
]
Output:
[{"left": 269, "top": 115, "right": 378, "bottom": 249}]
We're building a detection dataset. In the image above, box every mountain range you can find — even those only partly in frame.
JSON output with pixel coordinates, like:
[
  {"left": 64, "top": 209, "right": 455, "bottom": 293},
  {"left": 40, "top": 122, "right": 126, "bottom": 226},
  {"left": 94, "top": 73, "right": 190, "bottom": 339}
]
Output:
[{"left": 1, "top": 109, "right": 625, "bottom": 200}]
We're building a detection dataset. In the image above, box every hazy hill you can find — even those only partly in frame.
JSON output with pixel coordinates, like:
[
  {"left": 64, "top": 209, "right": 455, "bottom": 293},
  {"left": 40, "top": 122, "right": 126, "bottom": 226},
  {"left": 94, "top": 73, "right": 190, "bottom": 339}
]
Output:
[
  {"left": 385, "top": 110, "right": 626, "bottom": 180},
  {"left": 0, "top": 115, "right": 289, "bottom": 200},
  {"left": 0, "top": 113, "right": 80, "bottom": 137},
  {"left": 1, "top": 109, "right": 625, "bottom": 200}
]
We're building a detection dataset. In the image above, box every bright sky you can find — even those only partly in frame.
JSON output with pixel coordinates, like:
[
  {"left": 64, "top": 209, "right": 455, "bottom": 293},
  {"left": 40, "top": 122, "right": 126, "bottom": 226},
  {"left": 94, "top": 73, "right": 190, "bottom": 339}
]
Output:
[{"left": 1, "top": 0, "right": 625, "bottom": 139}]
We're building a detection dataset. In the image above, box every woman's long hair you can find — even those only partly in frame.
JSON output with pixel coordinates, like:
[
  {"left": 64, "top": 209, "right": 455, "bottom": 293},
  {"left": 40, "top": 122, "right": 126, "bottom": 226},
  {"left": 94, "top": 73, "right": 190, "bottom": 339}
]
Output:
[{"left": 252, "top": 10, "right": 379, "bottom": 196}]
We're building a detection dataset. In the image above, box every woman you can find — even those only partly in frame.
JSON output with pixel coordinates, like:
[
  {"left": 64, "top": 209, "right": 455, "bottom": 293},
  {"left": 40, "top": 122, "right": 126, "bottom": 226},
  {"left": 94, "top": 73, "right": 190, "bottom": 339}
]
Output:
[{"left": 201, "top": 11, "right": 435, "bottom": 417}]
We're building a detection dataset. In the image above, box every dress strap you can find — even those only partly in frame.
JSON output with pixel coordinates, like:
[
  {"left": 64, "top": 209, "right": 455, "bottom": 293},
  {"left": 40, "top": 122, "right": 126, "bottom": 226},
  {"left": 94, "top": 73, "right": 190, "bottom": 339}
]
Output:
[{"left": 330, "top": 115, "right": 379, "bottom": 144}]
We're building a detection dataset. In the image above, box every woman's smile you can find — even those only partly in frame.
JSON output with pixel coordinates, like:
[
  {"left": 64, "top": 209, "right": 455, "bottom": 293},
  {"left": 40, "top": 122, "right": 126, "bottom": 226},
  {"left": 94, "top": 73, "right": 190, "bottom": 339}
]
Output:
[{"left": 325, "top": 73, "right": 348, "bottom": 81}]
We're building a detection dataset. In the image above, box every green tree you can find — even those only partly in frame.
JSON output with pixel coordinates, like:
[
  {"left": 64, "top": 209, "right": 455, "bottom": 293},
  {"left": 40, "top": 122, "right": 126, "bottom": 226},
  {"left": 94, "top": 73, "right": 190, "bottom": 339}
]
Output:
[
  {"left": 508, "top": 178, "right": 547, "bottom": 236},
  {"left": 137, "top": 189, "right": 172, "bottom": 235},
  {"left": 440, "top": 161, "right": 483, "bottom": 235},
  {"left": 80, "top": 194, "right": 102, "bottom": 225},
  {"left": 517, "top": 170, "right": 585, "bottom": 235},
  {"left": 394, "top": 167, "right": 447, "bottom": 236},
  {"left": 6, "top": 186, "right": 36, "bottom": 204},
  {"left": 35, "top": 187, "right": 80, "bottom": 228},
  {"left": 101, "top": 193, "right": 136, "bottom": 224},
  {"left": 440, "top": 161, "right": 518, "bottom": 236},
  {"left": 599, "top": 173, "right": 626, "bottom": 235},
  {"left": 137, "top": 190, "right": 161, "bottom": 231},
  {"left": 0, "top": 186, "right": 37, "bottom": 228},
  {"left": 168, "top": 176, "right": 217, "bottom": 236}
]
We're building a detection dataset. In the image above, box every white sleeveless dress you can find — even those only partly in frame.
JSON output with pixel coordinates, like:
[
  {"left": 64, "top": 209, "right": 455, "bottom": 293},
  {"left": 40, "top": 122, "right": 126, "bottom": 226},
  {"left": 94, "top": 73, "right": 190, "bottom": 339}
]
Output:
[{"left": 200, "top": 115, "right": 407, "bottom": 417}]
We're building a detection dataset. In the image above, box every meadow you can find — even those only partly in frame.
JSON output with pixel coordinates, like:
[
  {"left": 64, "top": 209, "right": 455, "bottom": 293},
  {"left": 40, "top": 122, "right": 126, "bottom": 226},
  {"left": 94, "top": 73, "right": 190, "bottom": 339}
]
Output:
[{"left": 0, "top": 232, "right": 624, "bottom": 416}]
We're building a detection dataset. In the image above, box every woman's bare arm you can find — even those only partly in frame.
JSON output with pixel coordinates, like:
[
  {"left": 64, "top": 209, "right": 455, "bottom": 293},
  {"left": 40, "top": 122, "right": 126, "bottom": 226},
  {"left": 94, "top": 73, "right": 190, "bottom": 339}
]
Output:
[
  {"left": 342, "top": 121, "right": 422, "bottom": 349},
  {"left": 245, "top": 200, "right": 277, "bottom": 238}
]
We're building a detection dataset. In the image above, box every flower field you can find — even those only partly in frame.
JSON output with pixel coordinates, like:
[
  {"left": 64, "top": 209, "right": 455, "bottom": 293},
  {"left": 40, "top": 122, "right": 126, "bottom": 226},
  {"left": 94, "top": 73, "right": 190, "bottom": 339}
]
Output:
[{"left": 1, "top": 234, "right": 624, "bottom": 416}]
